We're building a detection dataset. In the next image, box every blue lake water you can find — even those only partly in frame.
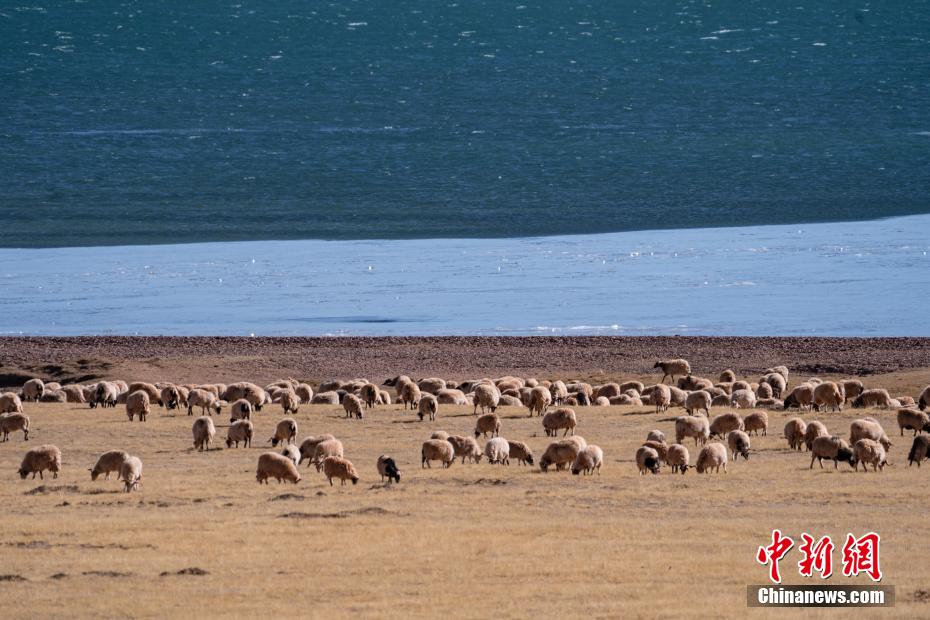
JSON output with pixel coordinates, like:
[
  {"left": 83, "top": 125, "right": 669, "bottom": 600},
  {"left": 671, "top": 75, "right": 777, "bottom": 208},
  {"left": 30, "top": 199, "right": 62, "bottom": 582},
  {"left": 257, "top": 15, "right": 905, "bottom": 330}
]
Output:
[
  {"left": 2, "top": 1, "right": 929, "bottom": 247},
  {"left": 1, "top": 215, "right": 928, "bottom": 336}
]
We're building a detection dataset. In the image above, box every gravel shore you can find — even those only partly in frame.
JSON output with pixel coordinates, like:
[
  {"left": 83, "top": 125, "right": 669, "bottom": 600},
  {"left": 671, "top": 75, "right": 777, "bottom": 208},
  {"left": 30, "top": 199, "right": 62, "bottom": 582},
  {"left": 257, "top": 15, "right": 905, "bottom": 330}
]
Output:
[{"left": 2, "top": 336, "right": 930, "bottom": 386}]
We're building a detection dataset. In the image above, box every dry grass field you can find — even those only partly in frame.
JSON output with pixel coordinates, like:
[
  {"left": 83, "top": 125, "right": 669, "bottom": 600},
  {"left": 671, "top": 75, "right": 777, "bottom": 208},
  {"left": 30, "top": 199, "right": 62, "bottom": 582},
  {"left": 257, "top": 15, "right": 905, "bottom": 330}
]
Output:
[{"left": 1, "top": 370, "right": 929, "bottom": 618}]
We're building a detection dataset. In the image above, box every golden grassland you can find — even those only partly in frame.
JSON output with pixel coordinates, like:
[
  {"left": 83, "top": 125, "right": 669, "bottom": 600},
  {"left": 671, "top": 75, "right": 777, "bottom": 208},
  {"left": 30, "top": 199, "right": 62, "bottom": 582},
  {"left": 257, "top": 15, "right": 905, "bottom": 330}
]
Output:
[{"left": 1, "top": 370, "right": 929, "bottom": 619}]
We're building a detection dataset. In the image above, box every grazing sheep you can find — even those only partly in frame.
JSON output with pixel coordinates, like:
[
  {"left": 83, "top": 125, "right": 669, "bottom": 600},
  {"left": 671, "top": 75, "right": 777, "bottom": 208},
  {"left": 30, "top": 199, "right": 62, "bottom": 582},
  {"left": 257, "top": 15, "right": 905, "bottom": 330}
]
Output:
[
  {"left": 472, "top": 384, "right": 500, "bottom": 415},
  {"left": 60, "top": 384, "right": 86, "bottom": 403},
  {"left": 192, "top": 416, "right": 216, "bottom": 451},
  {"left": 526, "top": 385, "right": 552, "bottom": 418},
  {"left": 256, "top": 452, "right": 301, "bottom": 484},
  {"left": 756, "top": 398, "right": 784, "bottom": 410},
  {"left": 22, "top": 378, "right": 45, "bottom": 402},
  {"left": 756, "top": 382, "right": 773, "bottom": 399},
  {"left": 667, "top": 444, "right": 691, "bottom": 474},
  {"left": 727, "top": 430, "right": 751, "bottom": 461},
  {"left": 730, "top": 389, "right": 756, "bottom": 410},
  {"left": 542, "top": 407, "right": 577, "bottom": 437},
  {"left": 849, "top": 418, "right": 892, "bottom": 451},
  {"left": 655, "top": 359, "right": 691, "bottom": 384},
  {"left": 90, "top": 450, "right": 129, "bottom": 481},
  {"left": 357, "top": 383, "right": 378, "bottom": 408},
  {"left": 675, "top": 415, "right": 710, "bottom": 446},
  {"left": 474, "top": 413, "right": 501, "bottom": 439},
  {"left": 447, "top": 435, "right": 483, "bottom": 464},
  {"left": 539, "top": 437, "right": 586, "bottom": 472},
  {"left": 709, "top": 412, "right": 744, "bottom": 439},
  {"left": 90, "top": 382, "right": 119, "bottom": 408},
  {"left": 160, "top": 386, "right": 181, "bottom": 411},
  {"left": 119, "top": 455, "right": 143, "bottom": 492},
  {"left": 295, "top": 383, "right": 314, "bottom": 403},
  {"left": 642, "top": 439, "right": 668, "bottom": 462},
  {"left": 549, "top": 380, "right": 569, "bottom": 405},
  {"left": 280, "top": 444, "right": 301, "bottom": 466},
  {"left": 270, "top": 418, "right": 298, "bottom": 447},
  {"left": 765, "top": 366, "right": 790, "bottom": 382},
  {"left": 594, "top": 383, "right": 622, "bottom": 400},
  {"left": 223, "top": 382, "right": 266, "bottom": 411},
  {"left": 127, "top": 382, "right": 160, "bottom": 404},
  {"left": 18, "top": 444, "right": 61, "bottom": 479},
  {"left": 652, "top": 384, "right": 671, "bottom": 414},
  {"left": 668, "top": 386, "right": 688, "bottom": 408},
  {"left": 507, "top": 440, "right": 534, "bottom": 466},
  {"left": 646, "top": 429, "right": 666, "bottom": 443},
  {"left": 636, "top": 446, "right": 661, "bottom": 475},
  {"left": 719, "top": 369, "right": 736, "bottom": 383},
  {"left": 377, "top": 455, "right": 401, "bottom": 483},
  {"left": 399, "top": 381, "right": 422, "bottom": 410},
  {"left": 920, "top": 386, "right": 930, "bottom": 411},
  {"left": 0, "top": 413, "right": 29, "bottom": 442},
  {"left": 279, "top": 389, "right": 300, "bottom": 415},
  {"left": 809, "top": 435, "right": 856, "bottom": 469},
  {"left": 813, "top": 382, "right": 844, "bottom": 412},
  {"left": 436, "top": 389, "right": 467, "bottom": 405},
  {"left": 685, "top": 390, "right": 711, "bottom": 417},
  {"left": 228, "top": 398, "right": 253, "bottom": 422},
  {"left": 593, "top": 396, "right": 610, "bottom": 407},
  {"left": 39, "top": 390, "right": 66, "bottom": 403},
  {"left": 188, "top": 389, "right": 223, "bottom": 416},
  {"left": 311, "top": 391, "right": 340, "bottom": 405},
  {"left": 126, "top": 390, "right": 150, "bottom": 422},
  {"left": 342, "top": 393, "right": 364, "bottom": 419},
  {"left": 484, "top": 437, "right": 510, "bottom": 465},
  {"left": 695, "top": 443, "right": 728, "bottom": 474},
  {"left": 743, "top": 411, "right": 768, "bottom": 437},
  {"left": 0, "top": 392, "right": 24, "bottom": 415},
  {"left": 421, "top": 439, "right": 455, "bottom": 468},
  {"left": 907, "top": 435, "right": 930, "bottom": 467},
  {"left": 226, "top": 420, "right": 254, "bottom": 448},
  {"left": 784, "top": 384, "right": 814, "bottom": 411},
  {"left": 572, "top": 445, "right": 603, "bottom": 475},
  {"left": 298, "top": 435, "right": 337, "bottom": 467},
  {"left": 842, "top": 379, "right": 864, "bottom": 403},
  {"left": 804, "top": 421, "right": 829, "bottom": 451},
  {"left": 763, "top": 373, "right": 788, "bottom": 398},
  {"left": 852, "top": 389, "right": 893, "bottom": 409},
  {"left": 784, "top": 417, "right": 807, "bottom": 451},
  {"left": 853, "top": 439, "right": 887, "bottom": 472},
  {"left": 418, "top": 394, "right": 438, "bottom": 421},
  {"left": 897, "top": 408, "right": 930, "bottom": 436}
]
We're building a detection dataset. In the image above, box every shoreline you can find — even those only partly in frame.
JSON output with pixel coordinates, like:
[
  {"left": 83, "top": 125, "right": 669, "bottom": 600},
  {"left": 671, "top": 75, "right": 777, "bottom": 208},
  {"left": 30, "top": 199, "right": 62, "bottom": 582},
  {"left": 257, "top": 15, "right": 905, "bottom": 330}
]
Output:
[{"left": 2, "top": 336, "right": 930, "bottom": 386}]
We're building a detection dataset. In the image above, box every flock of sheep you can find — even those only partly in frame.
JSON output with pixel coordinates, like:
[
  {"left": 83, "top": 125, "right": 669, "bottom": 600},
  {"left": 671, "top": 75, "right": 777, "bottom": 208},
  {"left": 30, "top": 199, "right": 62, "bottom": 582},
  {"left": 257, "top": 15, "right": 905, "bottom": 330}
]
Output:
[{"left": 2, "top": 358, "right": 930, "bottom": 490}]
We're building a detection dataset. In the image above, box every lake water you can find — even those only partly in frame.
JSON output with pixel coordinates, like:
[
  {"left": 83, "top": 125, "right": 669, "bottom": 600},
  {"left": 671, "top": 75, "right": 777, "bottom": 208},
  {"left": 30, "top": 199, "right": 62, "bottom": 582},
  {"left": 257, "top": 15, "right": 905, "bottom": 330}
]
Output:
[
  {"left": 1, "top": 215, "right": 928, "bottom": 336},
  {"left": 2, "top": 1, "right": 929, "bottom": 247}
]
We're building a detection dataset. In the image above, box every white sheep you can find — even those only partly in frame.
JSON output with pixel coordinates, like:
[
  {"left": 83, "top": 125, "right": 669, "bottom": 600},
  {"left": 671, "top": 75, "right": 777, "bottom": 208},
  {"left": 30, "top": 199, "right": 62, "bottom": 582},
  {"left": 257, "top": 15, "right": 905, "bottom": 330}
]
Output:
[
  {"left": 418, "top": 394, "right": 438, "bottom": 421},
  {"left": 654, "top": 359, "right": 691, "bottom": 384},
  {"left": 447, "top": 435, "right": 482, "bottom": 464},
  {"left": 343, "top": 393, "right": 364, "bottom": 419},
  {"left": 652, "top": 384, "right": 671, "bottom": 414},
  {"left": 188, "top": 388, "right": 223, "bottom": 416},
  {"left": 853, "top": 439, "right": 887, "bottom": 472},
  {"left": 784, "top": 417, "right": 807, "bottom": 451},
  {"left": 851, "top": 389, "right": 893, "bottom": 409},
  {"left": 484, "top": 437, "right": 510, "bottom": 465},
  {"left": 226, "top": 420, "right": 254, "bottom": 448},
  {"left": 90, "top": 450, "right": 129, "bottom": 481},
  {"left": 695, "top": 443, "right": 728, "bottom": 474},
  {"left": 666, "top": 444, "right": 691, "bottom": 474},
  {"left": 0, "top": 413, "right": 29, "bottom": 442},
  {"left": 804, "top": 420, "right": 829, "bottom": 451},
  {"left": 646, "top": 429, "right": 666, "bottom": 443},
  {"left": 0, "top": 392, "right": 24, "bottom": 415},
  {"left": 119, "top": 455, "right": 143, "bottom": 492},
  {"left": 473, "top": 384, "right": 501, "bottom": 415},
  {"left": 730, "top": 389, "right": 756, "bottom": 409},
  {"left": 526, "top": 385, "right": 552, "bottom": 417},
  {"left": 21, "top": 378, "right": 45, "bottom": 402},
  {"left": 421, "top": 439, "right": 455, "bottom": 468},
  {"left": 675, "top": 415, "right": 710, "bottom": 446},
  {"left": 256, "top": 452, "right": 301, "bottom": 484},
  {"left": 192, "top": 416, "right": 216, "bottom": 451},
  {"left": 126, "top": 390, "right": 150, "bottom": 422},
  {"left": 572, "top": 445, "right": 603, "bottom": 475},
  {"left": 849, "top": 418, "right": 892, "bottom": 451},
  {"left": 685, "top": 390, "right": 711, "bottom": 416}
]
